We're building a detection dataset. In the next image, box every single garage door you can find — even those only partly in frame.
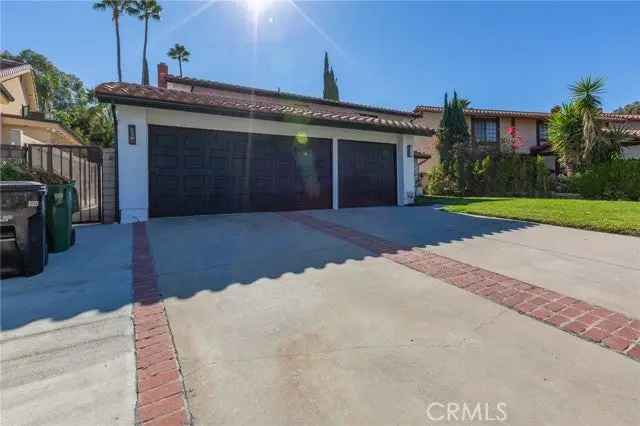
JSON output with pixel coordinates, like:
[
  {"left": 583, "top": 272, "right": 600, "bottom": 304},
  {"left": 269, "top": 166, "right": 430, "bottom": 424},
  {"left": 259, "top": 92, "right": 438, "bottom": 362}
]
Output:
[
  {"left": 339, "top": 140, "right": 397, "bottom": 208},
  {"left": 149, "top": 125, "right": 332, "bottom": 217}
]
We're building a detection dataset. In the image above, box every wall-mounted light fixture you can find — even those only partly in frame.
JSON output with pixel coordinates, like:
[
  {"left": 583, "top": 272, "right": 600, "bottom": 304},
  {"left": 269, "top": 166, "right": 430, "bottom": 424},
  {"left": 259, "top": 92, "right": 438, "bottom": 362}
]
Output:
[
  {"left": 407, "top": 144, "right": 413, "bottom": 158},
  {"left": 128, "top": 124, "right": 136, "bottom": 145}
]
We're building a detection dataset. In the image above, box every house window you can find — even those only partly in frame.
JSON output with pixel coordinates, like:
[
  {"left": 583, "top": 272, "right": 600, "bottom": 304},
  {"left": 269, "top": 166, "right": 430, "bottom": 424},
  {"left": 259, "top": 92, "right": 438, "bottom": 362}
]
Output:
[
  {"left": 472, "top": 118, "right": 499, "bottom": 143},
  {"left": 537, "top": 121, "right": 548, "bottom": 145}
]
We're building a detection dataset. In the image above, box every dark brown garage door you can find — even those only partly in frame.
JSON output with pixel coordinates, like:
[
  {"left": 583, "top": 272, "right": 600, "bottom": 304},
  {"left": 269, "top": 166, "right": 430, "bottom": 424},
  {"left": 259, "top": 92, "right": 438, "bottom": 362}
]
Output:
[
  {"left": 339, "top": 140, "right": 397, "bottom": 208},
  {"left": 149, "top": 126, "right": 332, "bottom": 217}
]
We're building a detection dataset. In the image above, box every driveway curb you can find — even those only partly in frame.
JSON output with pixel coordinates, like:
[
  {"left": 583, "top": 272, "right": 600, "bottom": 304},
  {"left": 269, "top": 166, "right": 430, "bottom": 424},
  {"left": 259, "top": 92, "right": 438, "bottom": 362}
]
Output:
[
  {"left": 280, "top": 212, "right": 640, "bottom": 363},
  {"left": 132, "top": 223, "right": 191, "bottom": 426}
]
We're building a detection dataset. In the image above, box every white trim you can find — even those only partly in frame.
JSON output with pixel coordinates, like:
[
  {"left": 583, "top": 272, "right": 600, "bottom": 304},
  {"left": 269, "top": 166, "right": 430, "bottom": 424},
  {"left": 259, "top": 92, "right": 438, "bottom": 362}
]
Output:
[{"left": 115, "top": 105, "right": 413, "bottom": 223}]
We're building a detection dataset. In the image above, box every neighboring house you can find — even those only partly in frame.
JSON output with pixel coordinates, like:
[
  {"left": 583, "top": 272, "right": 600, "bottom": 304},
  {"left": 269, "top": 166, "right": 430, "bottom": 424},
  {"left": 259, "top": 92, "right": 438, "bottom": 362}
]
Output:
[
  {"left": 94, "top": 63, "right": 434, "bottom": 223},
  {"left": 620, "top": 129, "right": 640, "bottom": 160},
  {"left": 0, "top": 58, "right": 81, "bottom": 146},
  {"left": 412, "top": 105, "right": 640, "bottom": 183}
]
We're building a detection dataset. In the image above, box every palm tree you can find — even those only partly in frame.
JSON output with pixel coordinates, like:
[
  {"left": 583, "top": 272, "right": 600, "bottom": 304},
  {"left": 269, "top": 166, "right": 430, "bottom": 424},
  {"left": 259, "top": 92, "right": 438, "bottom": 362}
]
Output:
[
  {"left": 93, "top": 0, "right": 133, "bottom": 82},
  {"left": 548, "top": 102, "right": 583, "bottom": 174},
  {"left": 167, "top": 44, "right": 190, "bottom": 77},
  {"left": 128, "top": 0, "right": 162, "bottom": 85},
  {"left": 456, "top": 98, "right": 471, "bottom": 109},
  {"left": 570, "top": 76, "right": 605, "bottom": 164},
  {"left": 593, "top": 125, "right": 631, "bottom": 163}
]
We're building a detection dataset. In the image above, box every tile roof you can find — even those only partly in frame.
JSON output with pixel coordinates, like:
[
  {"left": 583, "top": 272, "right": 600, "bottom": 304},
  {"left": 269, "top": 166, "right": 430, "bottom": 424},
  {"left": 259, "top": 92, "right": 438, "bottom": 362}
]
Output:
[
  {"left": 95, "top": 82, "right": 435, "bottom": 136},
  {"left": 628, "top": 128, "right": 640, "bottom": 139},
  {"left": 1, "top": 58, "right": 25, "bottom": 70},
  {"left": 166, "top": 75, "right": 419, "bottom": 118},
  {"left": 415, "top": 105, "right": 640, "bottom": 122},
  {"left": 0, "top": 59, "right": 31, "bottom": 80}
]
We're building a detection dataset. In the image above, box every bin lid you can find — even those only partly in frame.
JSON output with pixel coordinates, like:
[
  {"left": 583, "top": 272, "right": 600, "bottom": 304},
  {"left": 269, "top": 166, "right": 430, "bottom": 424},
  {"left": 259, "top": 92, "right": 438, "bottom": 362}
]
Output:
[{"left": 0, "top": 181, "right": 47, "bottom": 193}]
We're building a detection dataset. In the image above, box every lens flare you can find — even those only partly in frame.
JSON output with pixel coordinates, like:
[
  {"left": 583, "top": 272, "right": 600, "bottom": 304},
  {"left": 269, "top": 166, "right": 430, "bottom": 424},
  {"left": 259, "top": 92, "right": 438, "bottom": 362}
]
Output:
[{"left": 246, "top": 0, "right": 270, "bottom": 20}]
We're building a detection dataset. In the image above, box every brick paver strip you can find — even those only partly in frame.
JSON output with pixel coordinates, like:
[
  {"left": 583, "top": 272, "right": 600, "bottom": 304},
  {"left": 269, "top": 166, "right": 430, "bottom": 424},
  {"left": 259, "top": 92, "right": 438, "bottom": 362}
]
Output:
[
  {"left": 280, "top": 212, "right": 640, "bottom": 362},
  {"left": 132, "top": 223, "right": 191, "bottom": 425}
]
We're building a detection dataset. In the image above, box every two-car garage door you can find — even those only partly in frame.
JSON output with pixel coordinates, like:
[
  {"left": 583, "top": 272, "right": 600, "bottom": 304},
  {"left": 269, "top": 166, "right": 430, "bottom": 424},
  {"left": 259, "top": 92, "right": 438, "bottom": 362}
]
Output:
[{"left": 148, "top": 125, "right": 397, "bottom": 217}]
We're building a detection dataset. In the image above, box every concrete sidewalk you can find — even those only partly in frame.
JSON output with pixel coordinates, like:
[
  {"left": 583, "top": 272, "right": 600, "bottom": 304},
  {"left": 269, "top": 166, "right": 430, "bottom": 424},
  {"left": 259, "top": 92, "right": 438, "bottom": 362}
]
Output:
[{"left": 0, "top": 224, "right": 136, "bottom": 426}]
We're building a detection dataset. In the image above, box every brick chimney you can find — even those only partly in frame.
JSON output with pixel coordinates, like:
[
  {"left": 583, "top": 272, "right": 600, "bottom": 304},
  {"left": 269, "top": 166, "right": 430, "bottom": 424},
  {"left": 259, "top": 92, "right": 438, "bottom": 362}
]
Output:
[{"left": 157, "top": 62, "right": 168, "bottom": 88}]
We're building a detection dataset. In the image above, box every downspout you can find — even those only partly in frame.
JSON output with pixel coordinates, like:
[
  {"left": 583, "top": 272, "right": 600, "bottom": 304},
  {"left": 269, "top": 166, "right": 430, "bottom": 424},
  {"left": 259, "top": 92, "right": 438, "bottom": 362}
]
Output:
[{"left": 111, "top": 103, "right": 121, "bottom": 223}]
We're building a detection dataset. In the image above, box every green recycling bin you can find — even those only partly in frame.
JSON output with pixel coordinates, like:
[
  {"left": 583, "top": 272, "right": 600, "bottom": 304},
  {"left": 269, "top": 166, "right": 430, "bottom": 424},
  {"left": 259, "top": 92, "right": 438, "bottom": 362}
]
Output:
[{"left": 45, "top": 182, "right": 77, "bottom": 253}]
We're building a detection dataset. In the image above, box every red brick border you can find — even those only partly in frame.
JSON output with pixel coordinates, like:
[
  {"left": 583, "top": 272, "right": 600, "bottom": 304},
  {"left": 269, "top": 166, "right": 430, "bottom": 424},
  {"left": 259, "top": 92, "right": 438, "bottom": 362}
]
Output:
[
  {"left": 280, "top": 212, "right": 640, "bottom": 362},
  {"left": 132, "top": 223, "right": 191, "bottom": 425}
]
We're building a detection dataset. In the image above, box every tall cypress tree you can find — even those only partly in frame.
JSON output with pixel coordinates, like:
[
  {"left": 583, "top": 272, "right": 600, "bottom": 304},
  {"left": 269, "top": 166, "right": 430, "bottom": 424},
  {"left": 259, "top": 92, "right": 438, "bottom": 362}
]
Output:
[
  {"left": 437, "top": 91, "right": 471, "bottom": 191},
  {"left": 323, "top": 52, "right": 340, "bottom": 101},
  {"left": 323, "top": 52, "right": 330, "bottom": 99},
  {"left": 450, "top": 91, "right": 471, "bottom": 192},
  {"left": 437, "top": 93, "right": 453, "bottom": 172},
  {"left": 450, "top": 91, "right": 470, "bottom": 146}
]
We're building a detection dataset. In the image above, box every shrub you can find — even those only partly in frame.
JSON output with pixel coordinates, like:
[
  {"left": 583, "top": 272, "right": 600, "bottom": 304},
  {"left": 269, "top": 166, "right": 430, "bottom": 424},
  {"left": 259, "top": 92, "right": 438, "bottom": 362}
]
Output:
[
  {"left": 0, "top": 161, "right": 70, "bottom": 184},
  {"left": 425, "top": 154, "right": 550, "bottom": 197},
  {"left": 425, "top": 165, "right": 460, "bottom": 196},
  {"left": 0, "top": 161, "right": 31, "bottom": 181},
  {"left": 569, "top": 159, "right": 640, "bottom": 200}
]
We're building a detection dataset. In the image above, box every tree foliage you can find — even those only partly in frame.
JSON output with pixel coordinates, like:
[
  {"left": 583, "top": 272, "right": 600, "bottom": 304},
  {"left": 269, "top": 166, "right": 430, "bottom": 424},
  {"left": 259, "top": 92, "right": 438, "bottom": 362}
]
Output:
[
  {"left": 549, "top": 76, "right": 630, "bottom": 173},
  {"left": 548, "top": 102, "right": 583, "bottom": 173},
  {"left": 570, "top": 76, "right": 604, "bottom": 164},
  {"left": 322, "top": 52, "right": 340, "bottom": 101},
  {"left": 614, "top": 101, "right": 640, "bottom": 115},
  {"left": 168, "top": 44, "right": 190, "bottom": 77},
  {"left": 1, "top": 49, "right": 113, "bottom": 147},
  {"left": 436, "top": 91, "right": 470, "bottom": 172}
]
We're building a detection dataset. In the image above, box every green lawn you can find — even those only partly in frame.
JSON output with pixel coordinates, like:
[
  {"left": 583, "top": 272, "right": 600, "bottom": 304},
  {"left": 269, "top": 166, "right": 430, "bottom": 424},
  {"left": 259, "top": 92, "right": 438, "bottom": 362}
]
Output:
[{"left": 416, "top": 196, "right": 640, "bottom": 236}]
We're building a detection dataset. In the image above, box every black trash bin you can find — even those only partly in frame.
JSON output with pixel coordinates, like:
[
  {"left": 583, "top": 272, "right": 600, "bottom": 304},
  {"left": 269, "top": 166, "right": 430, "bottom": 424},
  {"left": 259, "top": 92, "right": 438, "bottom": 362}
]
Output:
[{"left": 0, "top": 181, "right": 48, "bottom": 278}]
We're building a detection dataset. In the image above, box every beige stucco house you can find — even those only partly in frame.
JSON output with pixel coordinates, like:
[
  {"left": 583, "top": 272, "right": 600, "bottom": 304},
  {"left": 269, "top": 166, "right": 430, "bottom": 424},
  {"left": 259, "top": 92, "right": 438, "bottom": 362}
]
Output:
[
  {"left": 0, "top": 58, "right": 81, "bottom": 146},
  {"left": 412, "top": 105, "right": 640, "bottom": 183}
]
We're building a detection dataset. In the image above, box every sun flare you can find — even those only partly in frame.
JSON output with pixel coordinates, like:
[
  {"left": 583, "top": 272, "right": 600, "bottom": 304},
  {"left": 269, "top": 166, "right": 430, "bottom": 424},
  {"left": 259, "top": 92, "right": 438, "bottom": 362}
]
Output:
[{"left": 246, "top": 0, "right": 270, "bottom": 18}]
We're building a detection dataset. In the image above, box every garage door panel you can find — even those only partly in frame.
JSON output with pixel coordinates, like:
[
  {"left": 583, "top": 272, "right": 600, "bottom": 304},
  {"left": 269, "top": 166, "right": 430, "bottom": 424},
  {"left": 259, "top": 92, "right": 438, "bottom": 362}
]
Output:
[
  {"left": 149, "top": 126, "right": 331, "bottom": 217},
  {"left": 155, "top": 155, "right": 178, "bottom": 170},
  {"left": 183, "top": 155, "right": 206, "bottom": 169},
  {"left": 339, "top": 140, "right": 396, "bottom": 208}
]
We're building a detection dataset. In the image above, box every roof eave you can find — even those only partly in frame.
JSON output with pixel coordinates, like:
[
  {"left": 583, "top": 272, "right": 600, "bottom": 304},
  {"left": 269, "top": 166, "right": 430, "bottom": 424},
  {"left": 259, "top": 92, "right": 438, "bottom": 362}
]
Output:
[
  {"left": 2, "top": 114, "right": 83, "bottom": 145},
  {"left": 415, "top": 106, "right": 636, "bottom": 122},
  {"left": 0, "top": 64, "right": 32, "bottom": 82},
  {"left": 97, "top": 93, "right": 434, "bottom": 137}
]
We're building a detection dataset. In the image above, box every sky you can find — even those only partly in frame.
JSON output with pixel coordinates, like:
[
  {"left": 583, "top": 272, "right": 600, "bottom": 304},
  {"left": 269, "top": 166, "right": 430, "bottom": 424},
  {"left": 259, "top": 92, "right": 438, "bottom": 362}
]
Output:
[{"left": 1, "top": 1, "right": 639, "bottom": 113}]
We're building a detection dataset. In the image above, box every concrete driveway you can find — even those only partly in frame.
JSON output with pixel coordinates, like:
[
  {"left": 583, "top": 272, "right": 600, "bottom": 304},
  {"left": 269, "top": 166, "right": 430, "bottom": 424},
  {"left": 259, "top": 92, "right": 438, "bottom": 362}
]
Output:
[
  {"left": 147, "top": 207, "right": 640, "bottom": 426},
  {"left": 0, "top": 224, "right": 136, "bottom": 426}
]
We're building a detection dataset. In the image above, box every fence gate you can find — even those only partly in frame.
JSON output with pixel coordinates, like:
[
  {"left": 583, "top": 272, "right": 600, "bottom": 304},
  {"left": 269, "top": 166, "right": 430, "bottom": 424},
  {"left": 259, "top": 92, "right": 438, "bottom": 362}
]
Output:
[{"left": 27, "top": 145, "right": 103, "bottom": 224}]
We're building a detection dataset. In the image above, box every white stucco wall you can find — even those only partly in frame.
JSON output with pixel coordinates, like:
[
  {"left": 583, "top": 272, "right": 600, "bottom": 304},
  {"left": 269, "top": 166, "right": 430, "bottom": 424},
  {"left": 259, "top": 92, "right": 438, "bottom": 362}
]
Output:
[
  {"left": 115, "top": 105, "right": 416, "bottom": 223},
  {"left": 116, "top": 105, "right": 150, "bottom": 223}
]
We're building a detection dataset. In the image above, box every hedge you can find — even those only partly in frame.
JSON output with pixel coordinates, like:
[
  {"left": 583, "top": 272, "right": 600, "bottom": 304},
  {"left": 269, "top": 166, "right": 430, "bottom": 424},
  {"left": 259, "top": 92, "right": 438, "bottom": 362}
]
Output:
[
  {"left": 426, "top": 154, "right": 550, "bottom": 197},
  {"left": 568, "top": 159, "right": 640, "bottom": 201}
]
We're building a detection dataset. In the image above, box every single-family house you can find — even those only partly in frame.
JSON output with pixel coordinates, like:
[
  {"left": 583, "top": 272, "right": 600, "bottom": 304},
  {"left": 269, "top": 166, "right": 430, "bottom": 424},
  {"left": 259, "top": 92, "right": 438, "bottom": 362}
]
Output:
[
  {"left": 412, "top": 105, "right": 640, "bottom": 183},
  {"left": 95, "top": 63, "right": 434, "bottom": 223},
  {"left": 0, "top": 58, "right": 82, "bottom": 146}
]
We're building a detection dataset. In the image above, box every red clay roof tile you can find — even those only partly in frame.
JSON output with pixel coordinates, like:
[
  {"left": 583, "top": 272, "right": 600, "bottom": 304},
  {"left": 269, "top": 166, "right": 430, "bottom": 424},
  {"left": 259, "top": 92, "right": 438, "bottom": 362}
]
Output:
[{"left": 95, "top": 82, "right": 435, "bottom": 136}]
